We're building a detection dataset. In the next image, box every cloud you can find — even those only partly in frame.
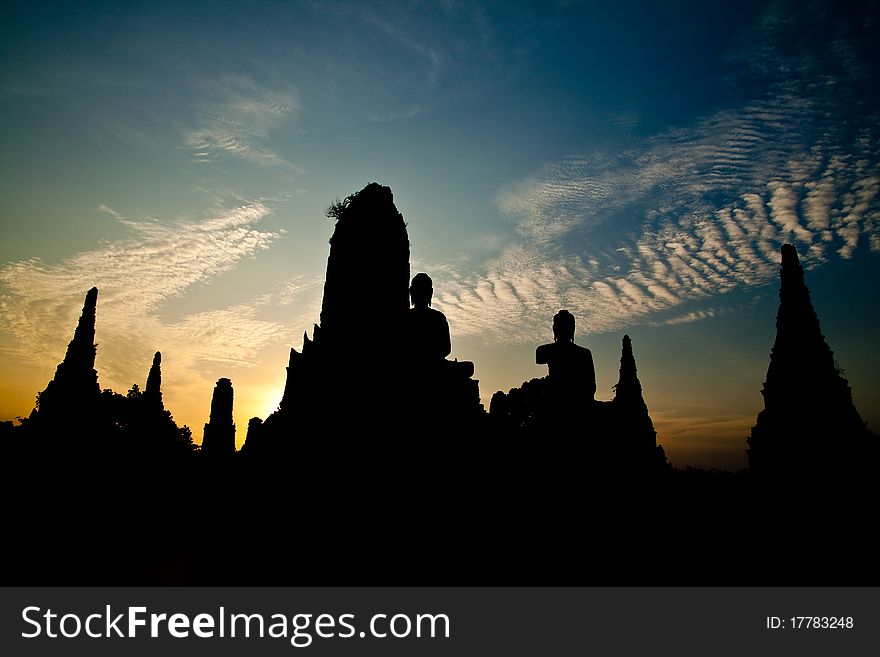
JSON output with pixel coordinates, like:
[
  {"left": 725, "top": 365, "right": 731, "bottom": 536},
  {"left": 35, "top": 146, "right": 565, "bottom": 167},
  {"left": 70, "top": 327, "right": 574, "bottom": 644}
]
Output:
[
  {"left": 184, "top": 74, "right": 299, "bottom": 168},
  {"left": 253, "top": 275, "right": 325, "bottom": 308},
  {"left": 0, "top": 202, "right": 317, "bottom": 409},
  {"left": 662, "top": 309, "right": 716, "bottom": 326},
  {"left": 431, "top": 10, "right": 880, "bottom": 346}
]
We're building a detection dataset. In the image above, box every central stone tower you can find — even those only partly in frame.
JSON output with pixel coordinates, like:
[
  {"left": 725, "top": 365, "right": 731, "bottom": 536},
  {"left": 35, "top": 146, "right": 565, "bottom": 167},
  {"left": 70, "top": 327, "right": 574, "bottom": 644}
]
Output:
[{"left": 319, "top": 182, "right": 410, "bottom": 351}]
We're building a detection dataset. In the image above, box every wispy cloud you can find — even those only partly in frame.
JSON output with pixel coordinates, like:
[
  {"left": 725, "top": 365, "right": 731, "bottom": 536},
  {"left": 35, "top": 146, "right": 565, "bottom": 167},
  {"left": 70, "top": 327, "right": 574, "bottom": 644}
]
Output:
[
  {"left": 184, "top": 74, "right": 299, "bottom": 168},
  {"left": 432, "top": 8, "right": 880, "bottom": 346},
  {"left": 305, "top": 0, "right": 537, "bottom": 123},
  {"left": 0, "top": 202, "right": 322, "bottom": 415}
]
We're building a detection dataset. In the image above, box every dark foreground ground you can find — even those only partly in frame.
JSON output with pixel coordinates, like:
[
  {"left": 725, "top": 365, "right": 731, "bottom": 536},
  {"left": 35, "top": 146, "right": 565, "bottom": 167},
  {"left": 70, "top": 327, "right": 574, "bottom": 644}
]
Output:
[{"left": 4, "top": 438, "right": 877, "bottom": 586}]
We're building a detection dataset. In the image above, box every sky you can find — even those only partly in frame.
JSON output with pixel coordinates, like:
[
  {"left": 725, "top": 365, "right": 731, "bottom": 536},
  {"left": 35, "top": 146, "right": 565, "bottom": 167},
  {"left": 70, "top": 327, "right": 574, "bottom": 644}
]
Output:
[{"left": 1, "top": 0, "right": 879, "bottom": 470}]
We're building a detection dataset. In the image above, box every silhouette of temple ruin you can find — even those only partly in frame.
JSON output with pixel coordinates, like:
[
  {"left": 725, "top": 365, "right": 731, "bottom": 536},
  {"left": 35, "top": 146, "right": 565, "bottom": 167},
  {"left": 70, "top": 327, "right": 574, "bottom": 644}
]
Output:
[
  {"left": 242, "top": 183, "right": 666, "bottom": 472},
  {"left": 120, "top": 350, "right": 195, "bottom": 460},
  {"left": 245, "top": 182, "right": 483, "bottom": 458},
  {"left": 8, "top": 186, "right": 880, "bottom": 586},
  {"left": 144, "top": 351, "right": 163, "bottom": 410},
  {"left": 613, "top": 334, "right": 665, "bottom": 468},
  {"left": 490, "top": 324, "right": 664, "bottom": 475},
  {"left": 202, "top": 378, "right": 236, "bottom": 458},
  {"left": 747, "top": 243, "right": 877, "bottom": 484},
  {"left": 30, "top": 287, "right": 101, "bottom": 428},
  {"left": 19, "top": 286, "right": 194, "bottom": 466}
]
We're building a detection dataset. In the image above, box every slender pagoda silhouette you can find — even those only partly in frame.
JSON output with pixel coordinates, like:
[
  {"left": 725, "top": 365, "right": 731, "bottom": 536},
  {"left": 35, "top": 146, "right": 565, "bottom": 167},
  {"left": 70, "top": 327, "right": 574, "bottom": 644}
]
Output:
[
  {"left": 32, "top": 287, "right": 100, "bottom": 422},
  {"left": 202, "top": 378, "right": 236, "bottom": 457},
  {"left": 612, "top": 334, "right": 662, "bottom": 469},
  {"left": 144, "top": 351, "right": 163, "bottom": 410}
]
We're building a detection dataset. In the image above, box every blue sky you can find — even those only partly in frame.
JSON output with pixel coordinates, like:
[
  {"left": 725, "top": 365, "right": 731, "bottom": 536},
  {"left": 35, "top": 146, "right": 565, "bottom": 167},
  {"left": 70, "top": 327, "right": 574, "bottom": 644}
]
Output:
[{"left": 2, "top": 0, "right": 879, "bottom": 469}]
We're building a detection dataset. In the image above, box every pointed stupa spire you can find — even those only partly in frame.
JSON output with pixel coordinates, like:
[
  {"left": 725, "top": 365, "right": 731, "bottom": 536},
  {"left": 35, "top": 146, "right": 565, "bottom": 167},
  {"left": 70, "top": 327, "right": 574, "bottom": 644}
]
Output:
[
  {"left": 35, "top": 287, "right": 100, "bottom": 418},
  {"left": 611, "top": 333, "right": 659, "bottom": 470},
  {"left": 612, "top": 334, "right": 651, "bottom": 414},
  {"left": 748, "top": 244, "right": 870, "bottom": 480},
  {"left": 759, "top": 244, "right": 862, "bottom": 422},
  {"left": 71, "top": 287, "right": 98, "bottom": 357},
  {"left": 767, "top": 244, "right": 828, "bottom": 376},
  {"left": 613, "top": 334, "right": 643, "bottom": 402},
  {"left": 144, "top": 351, "right": 163, "bottom": 409},
  {"left": 64, "top": 286, "right": 99, "bottom": 378}
]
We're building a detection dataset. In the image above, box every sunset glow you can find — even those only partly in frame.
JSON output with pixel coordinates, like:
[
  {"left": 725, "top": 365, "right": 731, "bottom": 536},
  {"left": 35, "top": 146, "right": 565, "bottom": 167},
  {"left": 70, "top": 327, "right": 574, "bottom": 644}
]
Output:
[{"left": 2, "top": 1, "right": 878, "bottom": 470}]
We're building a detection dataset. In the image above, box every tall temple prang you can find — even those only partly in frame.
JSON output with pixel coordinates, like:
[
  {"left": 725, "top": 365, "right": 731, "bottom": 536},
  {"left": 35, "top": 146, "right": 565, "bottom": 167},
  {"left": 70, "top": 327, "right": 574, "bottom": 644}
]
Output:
[
  {"left": 319, "top": 182, "right": 410, "bottom": 350},
  {"left": 33, "top": 287, "right": 101, "bottom": 421},
  {"left": 747, "top": 244, "right": 874, "bottom": 483},
  {"left": 274, "top": 182, "right": 412, "bottom": 423},
  {"left": 202, "top": 378, "right": 236, "bottom": 457},
  {"left": 613, "top": 335, "right": 642, "bottom": 403}
]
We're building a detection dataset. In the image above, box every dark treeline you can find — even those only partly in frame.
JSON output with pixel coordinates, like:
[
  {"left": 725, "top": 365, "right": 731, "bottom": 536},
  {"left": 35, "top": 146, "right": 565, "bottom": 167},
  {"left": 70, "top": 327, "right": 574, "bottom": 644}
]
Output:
[{"left": 3, "top": 184, "right": 878, "bottom": 585}]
